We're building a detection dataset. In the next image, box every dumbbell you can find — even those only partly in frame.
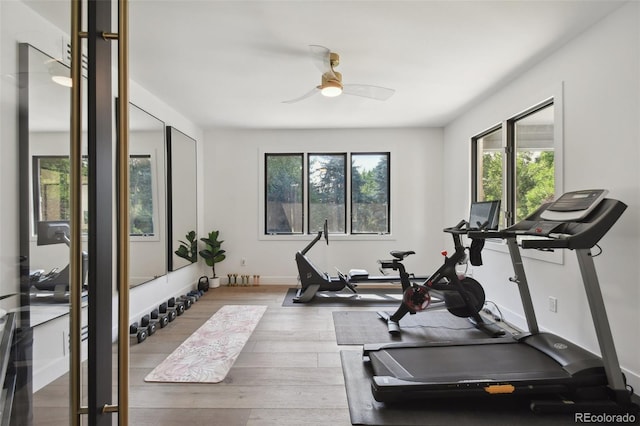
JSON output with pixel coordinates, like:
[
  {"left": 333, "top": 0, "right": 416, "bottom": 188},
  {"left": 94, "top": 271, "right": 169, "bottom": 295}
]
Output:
[
  {"left": 178, "top": 295, "right": 195, "bottom": 308},
  {"left": 129, "top": 322, "right": 147, "bottom": 344},
  {"left": 150, "top": 308, "right": 169, "bottom": 328},
  {"left": 158, "top": 302, "right": 177, "bottom": 322},
  {"left": 140, "top": 314, "right": 157, "bottom": 336},
  {"left": 187, "top": 290, "right": 201, "bottom": 301},
  {"left": 167, "top": 297, "right": 185, "bottom": 316}
]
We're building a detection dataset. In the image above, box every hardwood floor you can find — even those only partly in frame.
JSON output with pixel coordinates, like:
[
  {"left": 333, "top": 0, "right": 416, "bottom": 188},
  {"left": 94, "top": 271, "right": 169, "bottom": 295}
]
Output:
[{"left": 32, "top": 285, "right": 381, "bottom": 425}]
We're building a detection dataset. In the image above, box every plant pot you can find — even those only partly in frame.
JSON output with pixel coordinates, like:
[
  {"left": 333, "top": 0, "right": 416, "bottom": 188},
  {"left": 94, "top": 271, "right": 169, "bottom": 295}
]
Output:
[{"left": 210, "top": 277, "right": 221, "bottom": 288}]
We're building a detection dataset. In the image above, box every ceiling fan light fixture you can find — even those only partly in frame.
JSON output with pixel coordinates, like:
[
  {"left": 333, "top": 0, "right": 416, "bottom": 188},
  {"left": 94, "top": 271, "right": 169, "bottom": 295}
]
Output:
[
  {"left": 48, "top": 61, "right": 73, "bottom": 87},
  {"left": 321, "top": 81, "right": 342, "bottom": 97},
  {"left": 51, "top": 75, "right": 73, "bottom": 87},
  {"left": 283, "top": 45, "right": 394, "bottom": 104}
]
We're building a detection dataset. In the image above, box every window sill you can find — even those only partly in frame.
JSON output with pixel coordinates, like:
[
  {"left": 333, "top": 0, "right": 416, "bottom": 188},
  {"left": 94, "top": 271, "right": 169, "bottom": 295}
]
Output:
[{"left": 258, "top": 233, "right": 396, "bottom": 242}]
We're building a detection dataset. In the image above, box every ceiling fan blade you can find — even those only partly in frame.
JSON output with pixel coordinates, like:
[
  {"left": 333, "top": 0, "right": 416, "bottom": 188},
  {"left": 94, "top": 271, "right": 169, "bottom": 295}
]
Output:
[
  {"left": 308, "top": 45, "right": 336, "bottom": 79},
  {"left": 342, "top": 84, "right": 395, "bottom": 101},
  {"left": 282, "top": 87, "right": 320, "bottom": 104}
]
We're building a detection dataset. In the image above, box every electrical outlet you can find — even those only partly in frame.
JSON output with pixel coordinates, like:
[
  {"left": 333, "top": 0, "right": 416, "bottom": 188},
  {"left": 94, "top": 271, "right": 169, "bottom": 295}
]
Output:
[
  {"left": 241, "top": 258, "right": 246, "bottom": 267},
  {"left": 548, "top": 296, "right": 557, "bottom": 313}
]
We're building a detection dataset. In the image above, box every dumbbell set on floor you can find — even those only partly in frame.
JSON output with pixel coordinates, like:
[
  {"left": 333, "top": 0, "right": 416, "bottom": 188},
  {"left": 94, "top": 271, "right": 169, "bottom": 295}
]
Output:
[{"left": 130, "top": 289, "right": 205, "bottom": 344}]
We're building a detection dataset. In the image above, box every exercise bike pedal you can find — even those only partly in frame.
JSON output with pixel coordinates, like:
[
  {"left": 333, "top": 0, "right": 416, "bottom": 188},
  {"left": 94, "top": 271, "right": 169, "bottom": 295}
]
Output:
[{"left": 377, "top": 311, "right": 401, "bottom": 334}]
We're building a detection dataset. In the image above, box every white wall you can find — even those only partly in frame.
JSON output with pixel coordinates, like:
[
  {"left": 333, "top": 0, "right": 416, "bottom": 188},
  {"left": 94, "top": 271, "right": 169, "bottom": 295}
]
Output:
[
  {"left": 443, "top": 2, "right": 639, "bottom": 392},
  {"left": 203, "top": 128, "right": 444, "bottom": 284}
]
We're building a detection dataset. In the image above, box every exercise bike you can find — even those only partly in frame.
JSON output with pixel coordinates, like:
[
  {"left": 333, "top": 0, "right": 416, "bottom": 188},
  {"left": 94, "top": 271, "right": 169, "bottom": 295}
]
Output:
[{"left": 378, "top": 200, "right": 506, "bottom": 337}]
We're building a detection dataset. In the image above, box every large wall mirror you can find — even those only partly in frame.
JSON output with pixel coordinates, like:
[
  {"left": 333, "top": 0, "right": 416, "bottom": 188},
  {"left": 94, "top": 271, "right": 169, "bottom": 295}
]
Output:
[
  {"left": 166, "top": 127, "right": 198, "bottom": 271},
  {"left": 19, "top": 43, "right": 86, "bottom": 318},
  {"left": 127, "top": 104, "right": 168, "bottom": 287},
  {"left": 20, "top": 43, "right": 168, "bottom": 311}
]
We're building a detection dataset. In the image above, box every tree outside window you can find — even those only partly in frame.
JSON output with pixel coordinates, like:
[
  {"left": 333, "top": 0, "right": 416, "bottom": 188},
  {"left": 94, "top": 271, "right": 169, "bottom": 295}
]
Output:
[
  {"left": 308, "top": 154, "right": 346, "bottom": 234},
  {"left": 265, "top": 151, "right": 391, "bottom": 235},
  {"left": 352, "top": 153, "right": 389, "bottom": 234},
  {"left": 265, "top": 154, "right": 303, "bottom": 234},
  {"left": 34, "top": 155, "right": 156, "bottom": 237}
]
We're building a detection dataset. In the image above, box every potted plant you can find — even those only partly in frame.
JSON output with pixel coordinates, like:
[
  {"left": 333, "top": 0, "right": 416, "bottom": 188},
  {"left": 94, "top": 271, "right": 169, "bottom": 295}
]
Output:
[
  {"left": 199, "top": 230, "right": 226, "bottom": 287},
  {"left": 175, "top": 230, "right": 198, "bottom": 263}
]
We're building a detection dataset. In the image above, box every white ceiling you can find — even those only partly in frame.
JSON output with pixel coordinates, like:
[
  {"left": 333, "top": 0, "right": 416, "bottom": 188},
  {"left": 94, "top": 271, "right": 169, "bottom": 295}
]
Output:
[{"left": 24, "top": 0, "right": 624, "bottom": 130}]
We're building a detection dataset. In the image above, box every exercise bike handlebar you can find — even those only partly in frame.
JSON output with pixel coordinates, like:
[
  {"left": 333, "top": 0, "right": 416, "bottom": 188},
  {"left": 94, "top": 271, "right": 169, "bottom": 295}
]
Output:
[{"left": 443, "top": 219, "right": 468, "bottom": 234}]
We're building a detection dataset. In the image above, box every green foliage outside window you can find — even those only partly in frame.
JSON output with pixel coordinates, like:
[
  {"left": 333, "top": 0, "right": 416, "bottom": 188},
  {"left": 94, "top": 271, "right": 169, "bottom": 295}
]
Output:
[
  {"left": 265, "top": 152, "right": 390, "bottom": 235},
  {"left": 37, "top": 155, "right": 156, "bottom": 236},
  {"left": 129, "top": 156, "right": 154, "bottom": 235},
  {"left": 352, "top": 154, "right": 389, "bottom": 233},
  {"left": 481, "top": 150, "right": 554, "bottom": 222},
  {"left": 309, "top": 154, "right": 346, "bottom": 233},
  {"left": 265, "top": 154, "right": 303, "bottom": 233}
]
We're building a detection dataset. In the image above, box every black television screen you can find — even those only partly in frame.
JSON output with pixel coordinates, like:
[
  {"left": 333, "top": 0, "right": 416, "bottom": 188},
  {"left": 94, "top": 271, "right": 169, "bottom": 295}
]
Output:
[
  {"left": 468, "top": 200, "right": 501, "bottom": 230},
  {"left": 37, "top": 221, "right": 70, "bottom": 246}
]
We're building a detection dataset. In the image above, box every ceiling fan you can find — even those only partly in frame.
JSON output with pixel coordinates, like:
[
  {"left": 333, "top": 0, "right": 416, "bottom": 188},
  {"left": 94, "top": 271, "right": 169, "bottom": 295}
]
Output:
[{"left": 282, "top": 45, "right": 395, "bottom": 103}]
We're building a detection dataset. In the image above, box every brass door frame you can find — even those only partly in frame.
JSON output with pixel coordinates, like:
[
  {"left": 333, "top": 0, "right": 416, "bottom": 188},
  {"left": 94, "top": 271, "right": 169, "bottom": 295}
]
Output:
[{"left": 70, "top": 0, "right": 129, "bottom": 424}]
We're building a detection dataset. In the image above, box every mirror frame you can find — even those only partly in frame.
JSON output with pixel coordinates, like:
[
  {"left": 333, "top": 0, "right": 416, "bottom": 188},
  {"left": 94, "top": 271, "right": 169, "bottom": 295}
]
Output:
[
  {"left": 166, "top": 126, "right": 198, "bottom": 271},
  {"left": 120, "top": 101, "right": 169, "bottom": 287}
]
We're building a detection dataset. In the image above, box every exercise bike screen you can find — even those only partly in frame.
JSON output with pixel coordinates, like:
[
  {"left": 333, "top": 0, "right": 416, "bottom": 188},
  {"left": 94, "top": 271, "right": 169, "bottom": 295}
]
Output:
[{"left": 468, "top": 200, "right": 500, "bottom": 230}]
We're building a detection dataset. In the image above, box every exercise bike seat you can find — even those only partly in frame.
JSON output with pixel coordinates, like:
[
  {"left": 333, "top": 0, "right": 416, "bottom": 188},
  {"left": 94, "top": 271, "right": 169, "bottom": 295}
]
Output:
[{"left": 390, "top": 250, "right": 415, "bottom": 260}]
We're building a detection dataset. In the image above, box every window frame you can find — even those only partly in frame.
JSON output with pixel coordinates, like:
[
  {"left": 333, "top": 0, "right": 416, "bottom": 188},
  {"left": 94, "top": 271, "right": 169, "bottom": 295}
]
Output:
[
  {"left": 472, "top": 98, "right": 556, "bottom": 228},
  {"left": 32, "top": 153, "right": 161, "bottom": 240},
  {"left": 307, "top": 152, "right": 347, "bottom": 234},
  {"left": 471, "top": 125, "right": 505, "bottom": 226},
  {"left": 470, "top": 88, "right": 564, "bottom": 264},
  {"left": 264, "top": 152, "right": 305, "bottom": 235},
  {"left": 350, "top": 152, "right": 391, "bottom": 235},
  {"left": 128, "top": 153, "right": 156, "bottom": 237},
  {"left": 262, "top": 150, "right": 391, "bottom": 238}
]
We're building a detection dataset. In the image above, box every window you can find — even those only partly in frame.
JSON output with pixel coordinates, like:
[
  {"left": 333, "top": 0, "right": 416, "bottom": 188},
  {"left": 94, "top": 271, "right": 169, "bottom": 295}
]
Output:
[
  {"left": 129, "top": 155, "right": 155, "bottom": 236},
  {"left": 33, "top": 155, "right": 157, "bottom": 237},
  {"left": 472, "top": 99, "right": 555, "bottom": 227},
  {"left": 265, "top": 153, "right": 303, "bottom": 234},
  {"left": 308, "top": 153, "right": 346, "bottom": 233},
  {"left": 351, "top": 153, "right": 390, "bottom": 234},
  {"left": 512, "top": 104, "right": 555, "bottom": 223},
  {"left": 471, "top": 127, "right": 504, "bottom": 226},
  {"left": 264, "top": 152, "right": 390, "bottom": 235},
  {"left": 33, "top": 156, "right": 89, "bottom": 233}
]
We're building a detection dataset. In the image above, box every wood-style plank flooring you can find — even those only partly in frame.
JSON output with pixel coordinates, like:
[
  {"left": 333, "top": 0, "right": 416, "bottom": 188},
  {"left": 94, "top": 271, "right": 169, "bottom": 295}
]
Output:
[{"left": 32, "top": 285, "right": 383, "bottom": 425}]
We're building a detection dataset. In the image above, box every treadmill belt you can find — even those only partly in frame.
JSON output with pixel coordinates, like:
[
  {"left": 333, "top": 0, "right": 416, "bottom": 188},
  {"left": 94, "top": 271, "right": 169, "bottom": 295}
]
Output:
[{"left": 370, "top": 343, "right": 570, "bottom": 382}]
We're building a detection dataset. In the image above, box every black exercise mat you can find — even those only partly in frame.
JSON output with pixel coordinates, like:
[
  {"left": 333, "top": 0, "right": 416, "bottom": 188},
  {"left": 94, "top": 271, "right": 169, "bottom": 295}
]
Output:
[
  {"left": 282, "top": 287, "right": 402, "bottom": 307},
  {"left": 333, "top": 310, "right": 498, "bottom": 345},
  {"left": 340, "top": 350, "right": 592, "bottom": 426}
]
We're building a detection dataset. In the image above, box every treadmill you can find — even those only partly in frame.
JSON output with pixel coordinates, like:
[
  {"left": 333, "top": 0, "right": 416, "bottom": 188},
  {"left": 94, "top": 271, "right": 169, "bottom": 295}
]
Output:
[{"left": 363, "top": 189, "right": 639, "bottom": 413}]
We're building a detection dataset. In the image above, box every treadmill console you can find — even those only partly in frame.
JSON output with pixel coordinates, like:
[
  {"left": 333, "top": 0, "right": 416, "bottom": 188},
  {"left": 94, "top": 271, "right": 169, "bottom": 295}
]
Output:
[
  {"left": 540, "top": 189, "right": 608, "bottom": 222},
  {"left": 468, "top": 189, "right": 626, "bottom": 250}
]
